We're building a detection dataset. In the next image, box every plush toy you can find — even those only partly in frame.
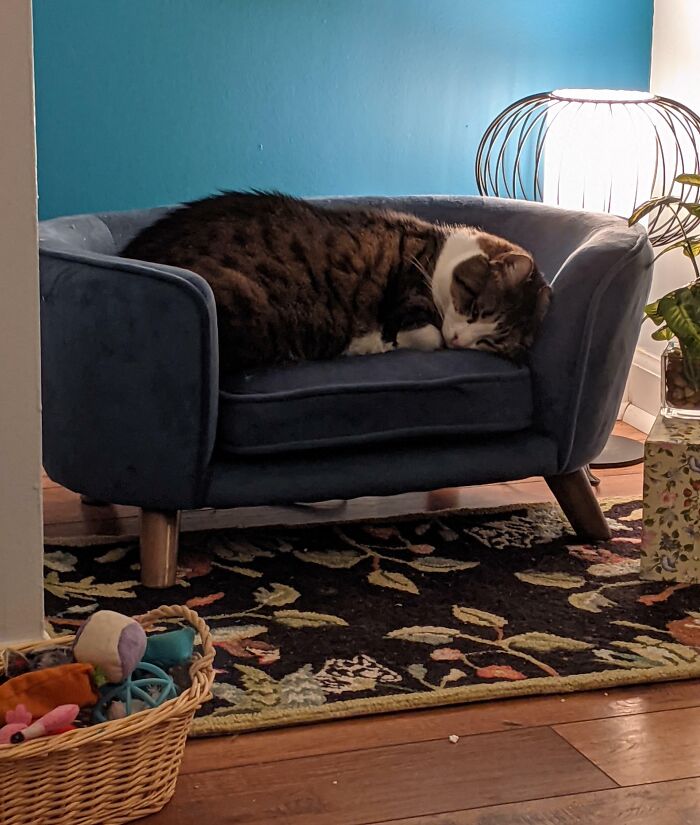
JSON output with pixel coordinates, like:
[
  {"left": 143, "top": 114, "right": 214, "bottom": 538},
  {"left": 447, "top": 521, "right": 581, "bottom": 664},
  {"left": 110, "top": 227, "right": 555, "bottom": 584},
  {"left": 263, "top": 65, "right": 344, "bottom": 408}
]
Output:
[
  {"left": 0, "top": 663, "right": 97, "bottom": 718},
  {"left": 2, "top": 705, "right": 80, "bottom": 744},
  {"left": 10, "top": 704, "right": 79, "bottom": 743},
  {"left": 73, "top": 610, "right": 147, "bottom": 684},
  {"left": 0, "top": 705, "right": 32, "bottom": 744},
  {"left": 143, "top": 627, "right": 195, "bottom": 670}
]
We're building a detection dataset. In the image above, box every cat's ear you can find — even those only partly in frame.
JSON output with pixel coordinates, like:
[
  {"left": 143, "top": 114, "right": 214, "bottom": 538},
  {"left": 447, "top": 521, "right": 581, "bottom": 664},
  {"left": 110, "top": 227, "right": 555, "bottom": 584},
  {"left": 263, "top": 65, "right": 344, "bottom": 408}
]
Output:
[{"left": 492, "top": 252, "right": 534, "bottom": 286}]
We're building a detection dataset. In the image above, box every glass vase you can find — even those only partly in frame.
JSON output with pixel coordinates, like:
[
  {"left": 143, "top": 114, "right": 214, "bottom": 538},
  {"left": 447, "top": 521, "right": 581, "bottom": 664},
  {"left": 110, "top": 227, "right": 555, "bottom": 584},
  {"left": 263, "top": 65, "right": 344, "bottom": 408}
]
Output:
[{"left": 661, "top": 340, "right": 700, "bottom": 419}]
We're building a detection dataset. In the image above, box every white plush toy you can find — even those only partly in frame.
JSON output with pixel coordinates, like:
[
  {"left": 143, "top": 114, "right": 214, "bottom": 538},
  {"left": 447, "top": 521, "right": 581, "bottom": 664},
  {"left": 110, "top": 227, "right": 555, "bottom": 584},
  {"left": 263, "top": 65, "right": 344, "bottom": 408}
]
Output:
[{"left": 72, "top": 610, "right": 147, "bottom": 684}]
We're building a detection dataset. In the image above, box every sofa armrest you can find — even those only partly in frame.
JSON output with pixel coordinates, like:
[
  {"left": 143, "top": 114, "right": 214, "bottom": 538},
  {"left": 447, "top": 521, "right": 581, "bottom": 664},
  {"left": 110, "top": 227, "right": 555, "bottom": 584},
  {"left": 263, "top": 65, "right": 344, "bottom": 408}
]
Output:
[
  {"left": 529, "top": 222, "right": 653, "bottom": 472},
  {"left": 39, "top": 247, "right": 219, "bottom": 509}
]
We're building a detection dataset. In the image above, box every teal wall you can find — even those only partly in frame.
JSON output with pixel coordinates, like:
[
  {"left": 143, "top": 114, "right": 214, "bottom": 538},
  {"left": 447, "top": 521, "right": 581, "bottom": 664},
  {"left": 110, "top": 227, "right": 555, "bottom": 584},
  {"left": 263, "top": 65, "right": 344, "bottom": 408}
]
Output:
[{"left": 33, "top": 0, "right": 654, "bottom": 219}]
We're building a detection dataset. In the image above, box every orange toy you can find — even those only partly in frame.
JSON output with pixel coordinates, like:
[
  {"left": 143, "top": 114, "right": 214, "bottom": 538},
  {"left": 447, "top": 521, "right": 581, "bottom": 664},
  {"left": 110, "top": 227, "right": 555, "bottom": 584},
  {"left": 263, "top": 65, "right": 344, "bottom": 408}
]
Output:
[{"left": 0, "top": 663, "right": 97, "bottom": 718}]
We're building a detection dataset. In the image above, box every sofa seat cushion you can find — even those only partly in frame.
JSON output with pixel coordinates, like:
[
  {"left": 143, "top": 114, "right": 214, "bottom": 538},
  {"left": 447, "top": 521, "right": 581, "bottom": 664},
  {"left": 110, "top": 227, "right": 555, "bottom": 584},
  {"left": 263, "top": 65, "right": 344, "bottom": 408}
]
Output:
[{"left": 217, "top": 349, "right": 533, "bottom": 456}]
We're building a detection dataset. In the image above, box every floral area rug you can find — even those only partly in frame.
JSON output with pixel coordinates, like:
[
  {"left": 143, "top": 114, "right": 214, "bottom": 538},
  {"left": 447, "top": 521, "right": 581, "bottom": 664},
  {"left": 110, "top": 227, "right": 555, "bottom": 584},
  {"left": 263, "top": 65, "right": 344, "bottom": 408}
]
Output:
[{"left": 44, "top": 498, "right": 700, "bottom": 736}]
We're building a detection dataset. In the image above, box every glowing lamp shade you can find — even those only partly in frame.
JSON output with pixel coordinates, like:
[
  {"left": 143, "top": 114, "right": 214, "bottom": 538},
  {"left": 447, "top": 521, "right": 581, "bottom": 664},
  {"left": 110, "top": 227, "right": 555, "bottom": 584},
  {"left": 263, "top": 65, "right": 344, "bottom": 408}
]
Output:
[{"left": 475, "top": 89, "right": 700, "bottom": 245}]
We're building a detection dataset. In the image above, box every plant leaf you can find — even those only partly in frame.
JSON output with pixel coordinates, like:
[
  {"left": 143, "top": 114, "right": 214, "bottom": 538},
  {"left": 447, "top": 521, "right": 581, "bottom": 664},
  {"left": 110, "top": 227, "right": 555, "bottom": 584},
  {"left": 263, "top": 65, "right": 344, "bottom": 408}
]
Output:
[
  {"left": 651, "top": 325, "right": 675, "bottom": 341},
  {"left": 676, "top": 173, "right": 700, "bottom": 186},
  {"left": 44, "top": 550, "right": 78, "bottom": 573},
  {"left": 386, "top": 626, "right": 460, "bottom": 645},
  {"left": 628, "top": 195, "right": 680, "bottom": 225},
  {"left": 568, "top": 590, "right": 617, "bottom": 613},
  {"left": 273, "top": 610, "right": 348, "bottom": 628},
  {"left": 644, "top": 300, "right": 665, "bottom": 325},
  {"left": 407, "top": 544, "right": 435, "bottom": 555},
  {"left": 612, "top": 620, "right": 665, "bottom": 633},
  {"left": 211, "top": 562, "right": 263, "bottom": 578},
  {"left": 234, "top": 664, "right": 280, "bottom": 707},
  {"left": 476, "top": 664, "right": 527, "bottom": 681},
  {"left": 94, "top": 546, "right": 130, "bottom": 564},
  {"left": 506, "top": 632, "right": 593, "bottom": 653},
  {"left": 63, "top": 602, "right": 99, "bottom": 615},
  {"left": 679, "top": 203, "right": 700, "bottom": 217},
  {"left": 213, "top": 537, "right": 274, "bottom": 563},
  {"left": 408, "top": 557, "right": 480, "bottom": 573},
  {"left": 210, "top": 624, "right": 268, "bottom": 641},
  {"left": 368, "top": 569, "right": 419, "bottom": 594},
  {"left": 658, "top": 287, "right": 700, "bottom": 352},
  {"left": 515, "top": 571, "right": 585, "bottom": 589},
  {"left": 652, "top": 237, "right": 700, "bottom": 264},
  {"left": 407, "top": 663, "right": 428, "bottom": 681},
  {"left": 293, "top": 549, "right": 366, "bottom": 568},
  {"left": 452, "top": 606, "right": 508, "bottom": 629},
  {"left": 186, "top": 592, "right": 225, "bottom": 608},
  {"left": 442, "top": 668, "right": 468, "bottom": 684},
  {"left": 254, "top": 583, "right": 301, "bottom": 607},
  {"left": 587, "top": 559, "right": 640, "bottom": 578},
  {"left": 44, "top": 573, "right": 138, "bottom": 601}
]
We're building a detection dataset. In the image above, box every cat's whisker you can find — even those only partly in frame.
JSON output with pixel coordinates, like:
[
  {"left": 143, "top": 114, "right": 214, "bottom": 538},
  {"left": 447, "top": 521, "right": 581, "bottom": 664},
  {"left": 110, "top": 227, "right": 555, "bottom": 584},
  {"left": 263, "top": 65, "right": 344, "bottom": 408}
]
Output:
[
  {"left": 410, "top": 255, "right": 438, "bottom": 307},
  {"left": 410, "top": 255, "right": 429, "bottom": 279}
]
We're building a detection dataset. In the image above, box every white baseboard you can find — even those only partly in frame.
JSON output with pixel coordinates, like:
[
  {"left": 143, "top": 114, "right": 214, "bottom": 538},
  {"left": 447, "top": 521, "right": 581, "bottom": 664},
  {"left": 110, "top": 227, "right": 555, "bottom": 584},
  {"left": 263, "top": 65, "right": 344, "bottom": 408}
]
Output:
[
  {"left": 632, "top": 348, "right": 662, "bottom": 378},
  {"left": 624, "top": 346, "right": 661, "bottom": 432},
  {"left": 620, "top": 401, "right": 656, "bottom": 434}
]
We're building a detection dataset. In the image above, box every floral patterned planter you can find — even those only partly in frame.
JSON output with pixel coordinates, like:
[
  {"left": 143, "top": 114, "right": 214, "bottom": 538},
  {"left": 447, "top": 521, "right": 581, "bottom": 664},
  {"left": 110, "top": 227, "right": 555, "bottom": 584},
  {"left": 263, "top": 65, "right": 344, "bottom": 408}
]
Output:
[{"left": 641, "top": 413, "right": 700, "bottom": 583}]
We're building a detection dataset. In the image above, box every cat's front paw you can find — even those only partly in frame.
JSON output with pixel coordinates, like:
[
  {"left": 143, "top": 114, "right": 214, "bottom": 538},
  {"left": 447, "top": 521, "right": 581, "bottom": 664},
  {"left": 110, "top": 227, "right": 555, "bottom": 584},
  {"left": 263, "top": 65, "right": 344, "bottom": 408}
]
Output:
[
  {"left": 345, "top": 331, "right": 393, "bottom": 356},
  {"left": 395, "top": 324, "right": 444, "bottom": 352}
]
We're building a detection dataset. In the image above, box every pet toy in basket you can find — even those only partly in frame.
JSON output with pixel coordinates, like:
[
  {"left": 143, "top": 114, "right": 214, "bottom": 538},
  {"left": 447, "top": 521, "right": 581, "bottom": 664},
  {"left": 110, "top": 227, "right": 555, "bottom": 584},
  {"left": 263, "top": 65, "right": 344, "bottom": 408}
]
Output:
[{"left": 0, "top": 604, "right": 214, "bottom": 825}]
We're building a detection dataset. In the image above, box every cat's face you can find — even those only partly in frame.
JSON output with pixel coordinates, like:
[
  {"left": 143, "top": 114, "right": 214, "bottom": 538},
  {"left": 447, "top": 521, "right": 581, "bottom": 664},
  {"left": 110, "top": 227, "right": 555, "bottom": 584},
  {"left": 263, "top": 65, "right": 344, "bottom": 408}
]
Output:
[{"left": 432, "top": 232, "right": 551, "bottom": 362}]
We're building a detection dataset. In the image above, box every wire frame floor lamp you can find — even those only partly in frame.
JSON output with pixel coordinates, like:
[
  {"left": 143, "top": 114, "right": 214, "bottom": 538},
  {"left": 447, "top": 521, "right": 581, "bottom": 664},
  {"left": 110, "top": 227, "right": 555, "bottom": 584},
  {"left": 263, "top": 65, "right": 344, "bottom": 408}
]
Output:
[{"left": 475, "top": 88, "right": 700, "bottom": 474}]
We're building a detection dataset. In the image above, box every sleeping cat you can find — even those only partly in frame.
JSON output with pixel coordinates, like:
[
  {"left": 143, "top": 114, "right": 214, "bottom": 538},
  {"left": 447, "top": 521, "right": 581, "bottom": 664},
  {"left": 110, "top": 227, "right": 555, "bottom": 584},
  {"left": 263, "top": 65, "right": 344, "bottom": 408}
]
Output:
[{"left": 122, "top": 192, "right": 550, "bottom": 371}]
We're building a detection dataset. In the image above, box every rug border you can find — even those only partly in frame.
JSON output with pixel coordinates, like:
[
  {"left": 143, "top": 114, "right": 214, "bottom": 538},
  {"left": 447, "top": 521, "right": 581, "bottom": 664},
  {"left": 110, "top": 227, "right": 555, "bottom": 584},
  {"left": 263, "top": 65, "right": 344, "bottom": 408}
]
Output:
[{"left": 191, "top": 661, "right": 700, "bottom": 736}]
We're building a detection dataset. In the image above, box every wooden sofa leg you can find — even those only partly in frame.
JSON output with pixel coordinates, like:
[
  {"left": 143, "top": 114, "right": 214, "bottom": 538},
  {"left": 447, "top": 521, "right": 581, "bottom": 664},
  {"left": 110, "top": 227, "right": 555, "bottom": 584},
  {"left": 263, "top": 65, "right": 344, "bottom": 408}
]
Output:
[
  {"left": 80, "top": 494, "right": 109, "bottom": 506},
  {"left": 545, "top": 469, "right": 612, "bottom": 542},
  {"left": 140, "top": 509, "right": 181, "bottom": 588}
]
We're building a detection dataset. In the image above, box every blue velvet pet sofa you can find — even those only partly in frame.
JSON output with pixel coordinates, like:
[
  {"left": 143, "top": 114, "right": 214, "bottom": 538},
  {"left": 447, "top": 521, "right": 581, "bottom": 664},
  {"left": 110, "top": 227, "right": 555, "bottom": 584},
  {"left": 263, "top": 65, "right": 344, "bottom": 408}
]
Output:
[{"left": 39, "top": 196, "right": 653, "bottom": 586}]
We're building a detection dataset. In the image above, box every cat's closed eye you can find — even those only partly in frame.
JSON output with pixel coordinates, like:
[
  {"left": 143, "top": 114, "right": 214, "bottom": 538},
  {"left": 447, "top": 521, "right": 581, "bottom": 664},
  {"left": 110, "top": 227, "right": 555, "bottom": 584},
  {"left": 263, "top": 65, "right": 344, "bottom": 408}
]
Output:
[{"left": 475, "top": 337, "right": 497, "bottom": 350}]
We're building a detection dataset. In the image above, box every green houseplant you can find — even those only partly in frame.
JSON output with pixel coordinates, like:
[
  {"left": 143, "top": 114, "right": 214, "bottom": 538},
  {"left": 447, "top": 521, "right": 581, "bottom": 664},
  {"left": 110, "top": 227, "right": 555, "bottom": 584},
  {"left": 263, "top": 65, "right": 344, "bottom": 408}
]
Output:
[{"left": 629, "top": 173, "right": 700, "bottom": 418}]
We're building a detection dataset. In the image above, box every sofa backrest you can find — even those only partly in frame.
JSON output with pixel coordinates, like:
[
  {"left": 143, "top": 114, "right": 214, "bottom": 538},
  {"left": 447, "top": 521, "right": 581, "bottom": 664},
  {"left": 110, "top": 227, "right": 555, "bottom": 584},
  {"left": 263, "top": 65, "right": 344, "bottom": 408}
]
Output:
[{"left": 39, "top": 206, "right": 175, "bottom": 257}]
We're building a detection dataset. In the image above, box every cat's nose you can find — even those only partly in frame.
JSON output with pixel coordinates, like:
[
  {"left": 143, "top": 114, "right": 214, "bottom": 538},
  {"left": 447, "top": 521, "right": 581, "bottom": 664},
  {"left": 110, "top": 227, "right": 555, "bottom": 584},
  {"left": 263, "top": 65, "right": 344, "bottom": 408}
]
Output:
[{"left": 450, "top": 333, "right": 460, "bottom": 346}]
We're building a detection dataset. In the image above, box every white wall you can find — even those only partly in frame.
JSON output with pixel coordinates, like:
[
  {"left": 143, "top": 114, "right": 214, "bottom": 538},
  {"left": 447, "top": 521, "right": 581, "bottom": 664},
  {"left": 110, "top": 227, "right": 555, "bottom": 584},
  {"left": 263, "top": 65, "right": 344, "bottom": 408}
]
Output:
[
  {"left": 627, "top": 0, "right": 700, "bottom": 426},
  {"left": 0, "top": 0, "right": 45, "bottom": 643}
]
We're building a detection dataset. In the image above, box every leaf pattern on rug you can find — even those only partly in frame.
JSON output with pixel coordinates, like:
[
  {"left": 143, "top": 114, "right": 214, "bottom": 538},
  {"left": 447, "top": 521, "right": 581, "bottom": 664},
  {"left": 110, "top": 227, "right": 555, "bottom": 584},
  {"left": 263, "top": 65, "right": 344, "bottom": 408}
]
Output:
[{"left": 42, "top": 499, "right": 700, "bottom": 734}]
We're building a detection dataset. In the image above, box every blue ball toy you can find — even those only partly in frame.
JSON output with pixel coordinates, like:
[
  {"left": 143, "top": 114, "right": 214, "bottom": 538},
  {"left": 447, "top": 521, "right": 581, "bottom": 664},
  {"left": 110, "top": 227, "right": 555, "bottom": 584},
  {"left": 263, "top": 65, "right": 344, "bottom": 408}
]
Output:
[{"left": 93, "top": 661, "right": 178, "bottom": 723}]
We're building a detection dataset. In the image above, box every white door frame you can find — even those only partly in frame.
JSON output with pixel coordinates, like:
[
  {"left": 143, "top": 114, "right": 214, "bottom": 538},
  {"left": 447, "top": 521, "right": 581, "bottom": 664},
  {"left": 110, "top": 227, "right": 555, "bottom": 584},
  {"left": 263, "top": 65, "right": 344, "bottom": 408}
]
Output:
[{"left": 0, "top": 0, "right": 45, "bottom": 644}]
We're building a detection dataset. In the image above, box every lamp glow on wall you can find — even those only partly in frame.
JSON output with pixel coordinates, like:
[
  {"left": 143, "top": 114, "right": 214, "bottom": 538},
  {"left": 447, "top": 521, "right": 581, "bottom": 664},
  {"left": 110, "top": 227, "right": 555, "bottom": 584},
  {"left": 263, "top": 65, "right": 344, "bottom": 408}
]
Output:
[
  {"left": 476, "top": 88, "right": 700, "bottom": 469},
  {"left": 476, "top": 89, "right": 700, "bottom": 245}
]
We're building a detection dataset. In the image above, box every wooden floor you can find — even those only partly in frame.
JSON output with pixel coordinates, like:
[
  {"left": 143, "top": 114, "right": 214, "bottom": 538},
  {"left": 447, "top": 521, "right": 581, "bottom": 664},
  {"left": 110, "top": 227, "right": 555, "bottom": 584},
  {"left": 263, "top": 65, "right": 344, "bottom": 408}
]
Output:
[{"left": 43, "top": 422, "right": 700, "bottom": 824}]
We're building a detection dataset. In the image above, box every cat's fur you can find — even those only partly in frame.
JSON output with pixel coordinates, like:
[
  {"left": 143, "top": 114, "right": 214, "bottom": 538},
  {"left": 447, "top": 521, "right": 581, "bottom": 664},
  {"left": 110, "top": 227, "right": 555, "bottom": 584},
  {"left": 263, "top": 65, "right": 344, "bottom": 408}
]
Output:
[{"left": 122, "top": 192, "right": 550, "bottom": 371}]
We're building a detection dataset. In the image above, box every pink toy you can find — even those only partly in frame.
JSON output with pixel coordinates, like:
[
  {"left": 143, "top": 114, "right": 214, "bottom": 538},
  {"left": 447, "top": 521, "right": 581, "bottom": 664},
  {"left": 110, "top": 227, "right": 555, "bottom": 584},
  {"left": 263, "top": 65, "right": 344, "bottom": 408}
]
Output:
[
  {"left": 0, "top": 704, "right": 32, "bottom": 744},
  {"left": 0, "top": 704, "right": 79, "bottom": 745}
]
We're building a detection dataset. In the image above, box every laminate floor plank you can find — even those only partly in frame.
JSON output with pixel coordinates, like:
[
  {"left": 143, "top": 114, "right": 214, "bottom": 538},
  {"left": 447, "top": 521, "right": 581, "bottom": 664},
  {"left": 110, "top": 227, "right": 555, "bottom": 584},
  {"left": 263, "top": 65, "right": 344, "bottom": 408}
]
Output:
[
  {"left": 554, "top": 706, "right": 700, "bottom": 786},
  {"left": 144, "top": 728, "right": 614, "bottom": 825},
  {"left": 373, "top": 777, "right": 700, "bottom": 825}
]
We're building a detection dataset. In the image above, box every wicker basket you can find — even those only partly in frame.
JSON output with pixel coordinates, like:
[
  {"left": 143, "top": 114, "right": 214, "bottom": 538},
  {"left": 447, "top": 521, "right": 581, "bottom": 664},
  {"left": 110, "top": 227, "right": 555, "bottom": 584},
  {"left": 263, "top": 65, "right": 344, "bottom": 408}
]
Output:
[{"left": 0, "top": 605, "right": 215, "bottom": 825}]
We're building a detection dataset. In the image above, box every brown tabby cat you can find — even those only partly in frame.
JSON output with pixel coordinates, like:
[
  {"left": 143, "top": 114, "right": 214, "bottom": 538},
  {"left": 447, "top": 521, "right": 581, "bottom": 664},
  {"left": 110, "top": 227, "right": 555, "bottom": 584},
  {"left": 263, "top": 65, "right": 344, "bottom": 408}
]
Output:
[{"left": 122, "top": 192, "right": 550, "bottom": 371}]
